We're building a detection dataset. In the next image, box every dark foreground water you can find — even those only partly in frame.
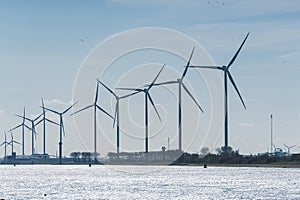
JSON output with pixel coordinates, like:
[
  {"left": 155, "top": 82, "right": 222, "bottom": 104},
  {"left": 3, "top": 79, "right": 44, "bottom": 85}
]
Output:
[{"left": 0, "top": 165, "right": 300, "bottom": 199}]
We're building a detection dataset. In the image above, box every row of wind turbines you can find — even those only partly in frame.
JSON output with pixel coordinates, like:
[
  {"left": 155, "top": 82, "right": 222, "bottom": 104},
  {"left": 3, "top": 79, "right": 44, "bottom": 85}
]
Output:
[{"left": 1, "top": 33, "right": 250, "bottom": 163}]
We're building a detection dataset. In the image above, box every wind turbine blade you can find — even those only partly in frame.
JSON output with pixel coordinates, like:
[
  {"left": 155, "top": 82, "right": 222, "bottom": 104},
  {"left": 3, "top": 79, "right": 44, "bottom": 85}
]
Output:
[
  {"left": 96, "top": 105, "right": 114, "bottom": 120},
  {"left": 41, "top": 98, "right": 45, "bottom": 113},
  {"left": 116, "top": 87, "right": 142, "bottom": 92},
  {"left": 98, "top": 80, "right": 117, "bottom": 97},
  {"left": 34, "top": 113, "right": 43, "bottom": 121},
  {"left": 15, "top": 114, "right": 24, "bottom": 119},
  {"left": 33, "top": 128, "right": 38, "bottom": 140},
  {"left": 189, "top": 66, "right": 223, "bottom": 70},
  {"left": 44, "top": 107, "right": 60, "bottom": 115},
  {"left": 35, "top": 119, "right": 43, "bottom": 126},
  {"left": 0, "top": 131, "right": 6, "bottom": 146},
  {"left": 119, "top": 91, "right": 141, "bottom": 99},
  {"left": 181, "top": 47, "right": 195, "bottom": 80},
  {"left": 113, "top": 103, "right": 118, "bottom": 128},
  {"left": 9, "top": 124, "right": 22, "bottom": 132},
  {"left": 291, "top": 145, "right": 296, "bottom": 148},
  {"left": 70, "top": 104, "right": 93, "bottom": 116},
  {"left": 19, "top": 115, "right": 33, "bottom": 123},
  {"left": 24, "top": 124, "right": 32, "bottom": 131},
  {"left": 227, "top": 72, "right": 246, "bottom": 109},
  {"left": 182, "top": 83, "right": 204, "bottom": 113},
  {"left": 148, "top": 64, "right": 165, "bottom": 90},
  {"left": 23, "top": 107, "right": 26, "bottom": 123},
  {"left": 146, "top": 80, "right": 178, "bottom": 87},
  {"left": 46, "top": 118, "right": 60, "bottom": 126},
  {"left": 63, "top": 101, "right": 78, "bottom": 114},
  {"left": 14, "top": 141, "right": 22, "bottom": 145},
  {"left": 61, "top": 121, "right": 66, "bottom": 137},
  {"left": 283, "top": 143, "right": 288, "bottom": 149},
  {"left": 147, "top": 93, "right": 162, "bottom": 122},
  {"left": 227, "top": 32, "right": 249, "bottom": 68},
  {"left": 95, "top": 81, "right": 99, "bottom": 103}
]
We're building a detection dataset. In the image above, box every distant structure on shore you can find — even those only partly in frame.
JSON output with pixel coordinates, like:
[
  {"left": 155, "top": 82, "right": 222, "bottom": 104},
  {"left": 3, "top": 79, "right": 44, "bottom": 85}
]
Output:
[
  {"left": 107, "top": 149, "right": 183, "bottom": 163},
  {"left": 0, "top": 149, "right": 184, "bottom": 165}
]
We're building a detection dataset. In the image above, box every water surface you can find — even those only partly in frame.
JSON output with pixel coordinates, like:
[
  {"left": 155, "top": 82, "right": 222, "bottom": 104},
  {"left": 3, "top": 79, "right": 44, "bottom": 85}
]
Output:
[{"left": 0, "top": 165, "right": 299, "bottom": 199}]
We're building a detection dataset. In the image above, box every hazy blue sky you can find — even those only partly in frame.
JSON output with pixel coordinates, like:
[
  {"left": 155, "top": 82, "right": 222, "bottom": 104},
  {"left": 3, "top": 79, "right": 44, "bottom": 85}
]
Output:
[{"left": 0, "top": 1, "right": 300, "bottom": 157}]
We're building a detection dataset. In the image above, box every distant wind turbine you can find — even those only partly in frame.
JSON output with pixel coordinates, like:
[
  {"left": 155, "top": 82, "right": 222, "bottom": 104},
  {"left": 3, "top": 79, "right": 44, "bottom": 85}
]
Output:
[
  {"left": 9, "top": 107, "right": 31, "bottom": 155},
  {"left": 8, "top": 131, "right": 22, "bottom": 156},
  {"left": 36, "top": 98, "right": 60, "bottom": 155},
  {"left": 149, "top": 47, "right": 204, "bottom": 151},
  {"left": 98, "top": 80, "right": 140, "bottom": 155},
  {"left": 44, "top": 101, "right": 78, "bottom": 164},
  {"left": 270, "top": 114, "right": 273, "bottom": 154},
  {"left": 189, "top": 33, "right": 249, "bottom": 152},
  {"left": 0, "top": 131, "right": 10, "bottom": 158},
  {"left": 283, "top": 143, "right": 296, "bottom": 156},
  {"left": 71, "top": 81, "right": 114, "bottom": 162},
  {"left": 116, "top": 64, "right": 165, "bottom": 153},
  {"left": 16, "top": 113, "right": 43, "bottom": 155}
]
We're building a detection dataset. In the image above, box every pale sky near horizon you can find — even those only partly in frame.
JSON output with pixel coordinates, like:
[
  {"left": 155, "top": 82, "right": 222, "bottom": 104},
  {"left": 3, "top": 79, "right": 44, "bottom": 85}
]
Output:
[{"left": 0, "top": 0, "right": 300, "bottom": 157}]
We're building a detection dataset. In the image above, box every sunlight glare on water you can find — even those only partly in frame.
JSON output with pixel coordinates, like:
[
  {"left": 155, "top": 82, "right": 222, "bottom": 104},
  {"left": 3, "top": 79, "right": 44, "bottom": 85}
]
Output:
[{"left": 0, "top": 165, "right": 300, "bottom": 199}]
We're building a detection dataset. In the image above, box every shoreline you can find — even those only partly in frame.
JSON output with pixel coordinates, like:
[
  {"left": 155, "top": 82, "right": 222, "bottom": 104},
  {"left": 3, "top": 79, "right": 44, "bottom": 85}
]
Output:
[
  {"left": 170, "top": 163, "right": 300, "bottom": 168},
  {"left": 1, "top": 162, "right": 300, "bottom": 168}
]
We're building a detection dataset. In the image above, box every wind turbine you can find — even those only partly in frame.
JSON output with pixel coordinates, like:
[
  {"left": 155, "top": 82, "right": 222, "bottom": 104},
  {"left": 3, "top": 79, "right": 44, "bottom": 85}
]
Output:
[
  {"left": 189, "top": 33, "right": 249, "bottom": 153},
  {"left": 0, "top": 131, "right": 10, "bottom": 158},
  {"left": 283, "top": 143, "right": 296, "bottom": 156},
  {"left": 16, "top": 113, "right": 43, "bottom": 155},
  {"left": 98, "top": 80, "right": 139, "bottom": 155},
  {"left": 9, "top": 107, "right": 31, "bottom": 155},
  {"left": 8, "top": 131, "right": 22, "bottom": 156},
  {"left": 71, "top": 81, "right": 113, "bottom": 162},
  {"left": 44, "top": 101, "right": 78, "bottom": 164},
  {"left": 149, "top": 48, "right": 204, "bottom": 151},
  {"left": 36, "top": 98, "right": 60, "bottom": 155},
  {"left": 117, "top": 64, "right": 165, "bottom": 153}
]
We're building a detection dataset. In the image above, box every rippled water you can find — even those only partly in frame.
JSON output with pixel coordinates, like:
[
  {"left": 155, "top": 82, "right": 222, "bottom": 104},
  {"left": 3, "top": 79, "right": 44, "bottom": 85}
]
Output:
[{"left": 0, "top": 165, "right": 300, "bottom": 199}]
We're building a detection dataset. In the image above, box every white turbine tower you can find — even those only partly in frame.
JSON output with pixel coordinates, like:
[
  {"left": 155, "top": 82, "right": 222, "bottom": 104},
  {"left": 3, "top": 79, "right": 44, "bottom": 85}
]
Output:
[{"left": 116, "top": 64, "right": 165, "bottom": 153}]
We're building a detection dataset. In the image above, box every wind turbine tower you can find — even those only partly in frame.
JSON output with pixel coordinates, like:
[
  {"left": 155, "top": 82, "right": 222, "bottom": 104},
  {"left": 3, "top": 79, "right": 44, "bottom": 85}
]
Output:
[
  {"left": 44, "top": 102, "right": 78, "bottom": 164},
  {"left": 150, "top": 48, "right": 204, "bottom": 151},
  {"left": 71, "top": 81, "right": 113, "bottom": 162},
  {"left": 98, "top": 80, "right": 138, "bottom": 155},
  {"left": 190, "top": 33, "right": 249, "bottom": 153},
  {"left": 16, "top": 114, "right": 42, "bottom": 155},
  {"left": 36, "top": 98, "right": 60, "bottom": 155},
  {"left": 283, "top": 143, "right": 296, "bottom": 156},
  {"left": 8, "top": 131, "right": 22, "bottom": 156},
  {"left": 9, "top": 107, "right": 31, "bottom": 155},
  {"left": 117, "top": 64, "right": 165, "bottom": 153},
  {"left": 0, "top": 132, "right": 10, "bottom": 158}
]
